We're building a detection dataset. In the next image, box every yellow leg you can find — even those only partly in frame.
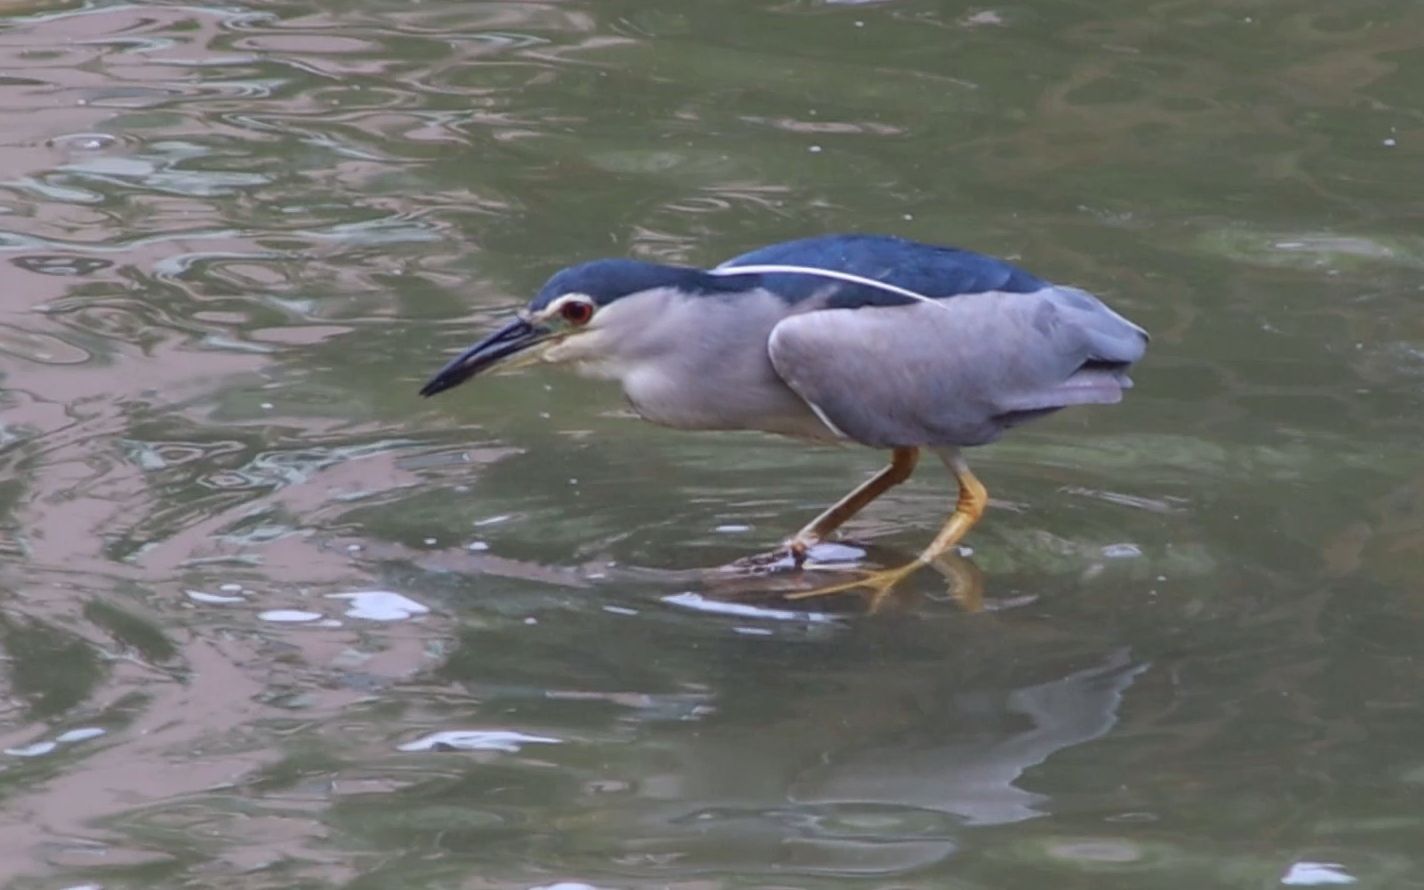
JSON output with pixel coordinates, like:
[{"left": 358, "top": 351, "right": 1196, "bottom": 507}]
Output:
[
  {"left": 786, "top": 447, "right": 920, "bottom": 564},
  {"left": 788, "top": 448, "right": 987, "bottom": 603}
]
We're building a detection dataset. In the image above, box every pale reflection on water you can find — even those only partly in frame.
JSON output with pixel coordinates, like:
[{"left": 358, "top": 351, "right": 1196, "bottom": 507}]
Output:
[
  {"left": 0, "top": 0, "right": 1422, "bottom": 887},
  {"left": 792, "top": 650, "right": 1146, "bottom": 828}
]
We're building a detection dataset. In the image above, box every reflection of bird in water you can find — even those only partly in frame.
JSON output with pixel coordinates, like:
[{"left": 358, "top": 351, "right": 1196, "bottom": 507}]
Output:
[
  {"left": 789, "top": 648, "right": 1147, "bottom": 826},
  {"left": 422, "top": 234, "right": 1148, "bottom": 602},
  {"left": 611, "top": 648, "right": 1148, "bottom": 877}
]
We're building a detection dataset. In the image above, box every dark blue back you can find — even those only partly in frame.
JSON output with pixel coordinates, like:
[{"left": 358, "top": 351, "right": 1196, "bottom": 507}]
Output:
[{"left": 718, "top": 233, "right": 1047, "bottom": 309}]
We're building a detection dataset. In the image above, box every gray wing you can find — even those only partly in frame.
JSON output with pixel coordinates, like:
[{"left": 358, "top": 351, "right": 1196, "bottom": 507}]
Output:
[{"left": 766, "top": 286, "right": 1148, "bottom": 448}]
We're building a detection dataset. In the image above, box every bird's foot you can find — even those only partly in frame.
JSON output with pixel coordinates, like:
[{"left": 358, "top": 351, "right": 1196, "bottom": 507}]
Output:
[
  {"left": 784, "top": 561, "right": 925, "bottom": 612},
  {"left": 785, "top": 552, "right": 985, "bottom": 613},
  {"left": 785, "top": 534, "right": 815, "bottom": 568}
]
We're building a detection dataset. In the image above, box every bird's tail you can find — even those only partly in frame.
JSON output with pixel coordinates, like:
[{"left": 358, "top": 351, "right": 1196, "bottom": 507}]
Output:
[{"left": 995, "top": 286, "right": 1147, "bottom": 421}]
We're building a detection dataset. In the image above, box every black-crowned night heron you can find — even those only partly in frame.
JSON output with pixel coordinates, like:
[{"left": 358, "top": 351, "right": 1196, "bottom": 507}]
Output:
[{"left": 421, "top": 234, "right": 1148, "bottom": 600}]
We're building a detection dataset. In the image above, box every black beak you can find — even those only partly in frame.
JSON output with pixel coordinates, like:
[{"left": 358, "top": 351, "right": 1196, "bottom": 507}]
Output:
[{"left": 419, "top": 317, "right": 551, "bottom": 397}]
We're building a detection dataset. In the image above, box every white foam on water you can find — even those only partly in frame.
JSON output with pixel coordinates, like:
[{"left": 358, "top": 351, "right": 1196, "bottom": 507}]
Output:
[
  {"left": 1101, "top": 543, "right": 1143, "bottom": 559},
  {"left": 326, "top": 591, "right": 429, "bottom": 621},
  {"left": 398, "top": 730, "right": 562, "bottom": 753},
  {"left": 1282, "top": 862, "right": 1357, "bottom": 886},
  {"left": 186, "top": 590, "right": 245, "bottom": 604},
  {"left": 802, "top": 542, "right": 866, "bottom": 564},
  {"left": 5, "top": 726, "right": 108, "bottom": 758},
  {"left": 663, "top": 592, "right": 834, "bottom": 623},
  {"left": 5, "top": 741, "right": 56, "bottom": 757},
  {"left": 258, "top": 609, "right": 324, "bottom": 623}
]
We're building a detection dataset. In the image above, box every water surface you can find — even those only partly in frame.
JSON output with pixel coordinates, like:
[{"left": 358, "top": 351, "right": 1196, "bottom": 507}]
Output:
[{"left": 1, "top": 1, "right": 1423, "bottom": 887}]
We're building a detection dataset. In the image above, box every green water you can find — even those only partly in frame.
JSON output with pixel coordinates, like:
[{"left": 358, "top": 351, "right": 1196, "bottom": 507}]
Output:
[{"left": 1, "top": 1, "right": 1422, "bottom": 887}]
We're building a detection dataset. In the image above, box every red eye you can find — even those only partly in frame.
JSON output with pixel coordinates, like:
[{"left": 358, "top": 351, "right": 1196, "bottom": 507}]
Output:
[{"left": 560, "top": 300, "right": 594, "bottom": 325}]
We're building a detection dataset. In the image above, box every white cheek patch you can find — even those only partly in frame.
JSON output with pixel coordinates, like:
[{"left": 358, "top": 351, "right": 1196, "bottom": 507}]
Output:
[
  {"left": 542, "top": 337, "right": 578, "bottom": 362},
  {"left": 543, "top": 329, "right": 619, "bottom": 378},
  {"left": 534, "top": 287, "right": 678, "bottom": 377}
]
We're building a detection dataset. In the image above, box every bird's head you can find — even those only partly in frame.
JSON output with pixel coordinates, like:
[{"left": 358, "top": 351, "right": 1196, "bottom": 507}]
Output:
[{"left": 419, "top": 258, "right": 718, "bottom": 397}]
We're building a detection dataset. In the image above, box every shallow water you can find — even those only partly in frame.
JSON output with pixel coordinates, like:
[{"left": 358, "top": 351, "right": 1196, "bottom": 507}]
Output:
[{"left": 1, "top": 0, "right": 1422, "bottom": 887}]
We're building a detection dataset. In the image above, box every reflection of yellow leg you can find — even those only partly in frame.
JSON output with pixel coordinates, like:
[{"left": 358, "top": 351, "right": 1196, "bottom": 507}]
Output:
[
  {"left": 789, "top": 448, "right": 987, "bottom": 602},
  {"left": 786, "top": 447, "right": 919, "bottom": 564},
  {"left": 926, "top": 551, "right": 985, "bottom": 613}
]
